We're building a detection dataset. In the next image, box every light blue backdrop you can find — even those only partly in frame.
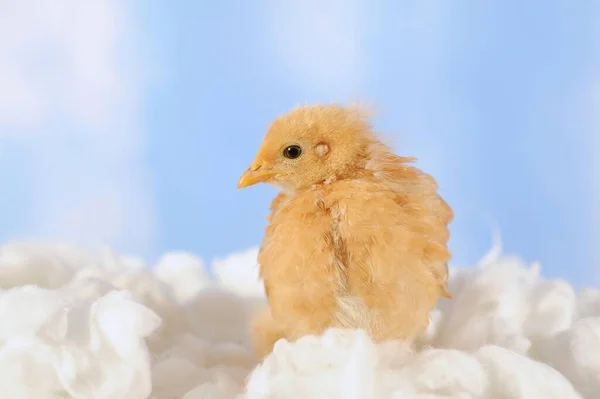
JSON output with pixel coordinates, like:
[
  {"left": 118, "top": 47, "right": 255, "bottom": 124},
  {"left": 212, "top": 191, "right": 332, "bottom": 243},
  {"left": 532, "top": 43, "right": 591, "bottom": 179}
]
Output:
[{"left": 0, "top": 1, "right": 597, "bottom": 287}]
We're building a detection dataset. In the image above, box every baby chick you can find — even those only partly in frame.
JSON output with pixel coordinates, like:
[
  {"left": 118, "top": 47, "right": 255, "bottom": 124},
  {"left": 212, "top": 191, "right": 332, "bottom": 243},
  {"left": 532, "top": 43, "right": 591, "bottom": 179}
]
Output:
[{"left": 238, "top": 104, "right": 453, "bottom": 358}]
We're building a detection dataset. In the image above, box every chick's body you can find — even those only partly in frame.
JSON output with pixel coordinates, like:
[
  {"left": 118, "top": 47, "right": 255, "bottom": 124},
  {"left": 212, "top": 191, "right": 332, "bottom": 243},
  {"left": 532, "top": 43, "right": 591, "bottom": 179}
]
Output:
[{"left": 238, "top": 105, "right": 453, "bottom": 357}]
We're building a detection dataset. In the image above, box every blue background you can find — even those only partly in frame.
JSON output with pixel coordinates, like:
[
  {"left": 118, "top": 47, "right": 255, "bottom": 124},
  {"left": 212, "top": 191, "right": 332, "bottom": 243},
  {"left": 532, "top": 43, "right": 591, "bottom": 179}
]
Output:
[{"left": 1, "top": 0, "right": 598, "bottom": 287}]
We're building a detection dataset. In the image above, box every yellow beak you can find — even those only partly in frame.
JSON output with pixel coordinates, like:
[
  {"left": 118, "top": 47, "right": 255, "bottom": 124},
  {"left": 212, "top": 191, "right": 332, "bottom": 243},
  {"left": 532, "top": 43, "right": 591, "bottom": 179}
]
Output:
[{"left": 237, "top": 163, "right": 278, "bottom": 189}]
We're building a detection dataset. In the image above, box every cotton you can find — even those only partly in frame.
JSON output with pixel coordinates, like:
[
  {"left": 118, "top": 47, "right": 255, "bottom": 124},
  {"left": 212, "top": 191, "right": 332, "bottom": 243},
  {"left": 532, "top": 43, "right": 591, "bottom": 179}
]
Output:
[{"left": 0, "top": 241, "right": 597, "bottom": 398}]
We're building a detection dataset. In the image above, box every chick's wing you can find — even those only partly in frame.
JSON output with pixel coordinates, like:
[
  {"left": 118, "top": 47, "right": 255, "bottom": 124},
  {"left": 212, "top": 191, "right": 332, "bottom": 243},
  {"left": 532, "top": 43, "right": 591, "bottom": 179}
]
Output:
[{"left": 324, "top": 178, "right": 451, "bottom": 338}]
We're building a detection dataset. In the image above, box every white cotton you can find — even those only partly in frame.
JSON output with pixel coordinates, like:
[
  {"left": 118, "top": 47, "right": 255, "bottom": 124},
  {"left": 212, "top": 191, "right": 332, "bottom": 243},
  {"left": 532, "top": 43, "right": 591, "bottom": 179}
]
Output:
[
  {"left": 536, "top": 317, "right": 600, "bottom": 399},
  {"left": 211, "top": 248, "right": 265, "bottom": 298},
  {"left": 49, "top": 292, "right": 160, "bottom": 399},
  {"left": 0, "top": 337, "right": 65, "bottom": 398},
  {"left": 396, "top": 348, "right": 488, "bottom": 397},
  {"left": 0, "top": 286, "right": 67, "bottom": 339},
  {"left": 151, "top": 357, "right": 204, "bottom": 398},
  {"left": 184, "top": 288, "right": 254, "bottom": 345},
  {"left": 0, "top": 241, "right": 598, "bottom": 398},
  {"left": 92, "top": 291, "right": 162, "bottom": 357},
  {"left": 474, "top": 345, "right": 581, "bottom": 399},
  {"left": 434, "top": 258, "right": 539, "bottom": 354},
  {"left": 152, "top": 252, "right": 212, "bottom": 303},
  {"left": 181, "top": 369, "right": 246, "bottom": 399},
  {"left": 244, "top": 329, "right": 382, "bottom": 399},
  {"left": 0, "top": 242, "right": 82, "bottom": 289},
  {"left": 578, "top": 287, "right": 600, "bottom": 319},
  {"left": 524, "top": 279, "right": 577, "bottom": 338}
]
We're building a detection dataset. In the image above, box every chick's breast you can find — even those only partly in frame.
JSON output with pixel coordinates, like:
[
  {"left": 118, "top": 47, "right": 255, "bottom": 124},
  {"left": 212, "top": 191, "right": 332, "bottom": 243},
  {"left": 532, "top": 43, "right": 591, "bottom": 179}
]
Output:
[{"left": 258, "top": 188, "right": 341, "bottom": 338}]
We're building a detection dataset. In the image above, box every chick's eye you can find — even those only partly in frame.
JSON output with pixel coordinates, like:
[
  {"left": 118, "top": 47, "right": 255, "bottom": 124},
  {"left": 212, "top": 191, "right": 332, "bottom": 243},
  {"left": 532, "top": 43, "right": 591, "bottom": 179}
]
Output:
[{"left": 283, "top": 145, "right": 302, "bottom": 159}]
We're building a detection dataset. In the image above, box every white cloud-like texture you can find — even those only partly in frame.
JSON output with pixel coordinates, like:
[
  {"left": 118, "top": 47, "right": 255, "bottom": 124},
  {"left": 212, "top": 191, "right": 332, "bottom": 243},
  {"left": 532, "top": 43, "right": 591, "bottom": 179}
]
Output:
[
  {"left": 0, "top": 241, "right": 598, "bottom": 398},
  {"left": 0, "top": 0, "right": 155, "bottom": 254}
]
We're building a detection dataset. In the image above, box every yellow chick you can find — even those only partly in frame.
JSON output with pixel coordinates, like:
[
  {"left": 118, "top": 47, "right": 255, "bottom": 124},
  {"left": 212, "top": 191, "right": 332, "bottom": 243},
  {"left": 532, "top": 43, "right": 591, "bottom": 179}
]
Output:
[{"left": 238, "top": 104, "right": 453, "bottom": 358}]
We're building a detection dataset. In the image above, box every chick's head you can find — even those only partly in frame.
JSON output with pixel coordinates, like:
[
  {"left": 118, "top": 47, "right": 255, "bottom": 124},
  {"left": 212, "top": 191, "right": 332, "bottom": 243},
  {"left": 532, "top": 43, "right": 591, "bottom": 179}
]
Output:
[{"left": 238, "top": 104, "right": 376, "bottom": 192}]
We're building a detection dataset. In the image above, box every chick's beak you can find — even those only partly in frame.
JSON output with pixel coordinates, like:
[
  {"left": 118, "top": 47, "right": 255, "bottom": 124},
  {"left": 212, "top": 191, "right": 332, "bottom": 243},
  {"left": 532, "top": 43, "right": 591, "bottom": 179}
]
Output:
[{"left": 237, "top": 162, "right": 277, "bottom": 189}]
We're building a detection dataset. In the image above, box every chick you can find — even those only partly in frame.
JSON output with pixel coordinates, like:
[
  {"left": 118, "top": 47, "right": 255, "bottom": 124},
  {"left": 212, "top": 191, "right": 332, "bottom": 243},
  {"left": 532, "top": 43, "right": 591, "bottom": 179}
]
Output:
[{"left": 238, "top": 104, "right": 453, "bottom": 358}]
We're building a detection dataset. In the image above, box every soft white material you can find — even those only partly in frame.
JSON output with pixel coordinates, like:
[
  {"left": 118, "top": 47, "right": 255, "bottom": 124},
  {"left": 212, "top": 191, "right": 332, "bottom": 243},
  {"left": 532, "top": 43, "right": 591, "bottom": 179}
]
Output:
[{"left": 0, "top": 240, "right": 598, "bottom": 399}]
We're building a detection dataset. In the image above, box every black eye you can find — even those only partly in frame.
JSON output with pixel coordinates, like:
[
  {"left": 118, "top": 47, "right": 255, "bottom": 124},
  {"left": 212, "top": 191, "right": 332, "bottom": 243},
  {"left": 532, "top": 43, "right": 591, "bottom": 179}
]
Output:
[{"left": 283, "top": 145, "right": 302, "bottom": 159}]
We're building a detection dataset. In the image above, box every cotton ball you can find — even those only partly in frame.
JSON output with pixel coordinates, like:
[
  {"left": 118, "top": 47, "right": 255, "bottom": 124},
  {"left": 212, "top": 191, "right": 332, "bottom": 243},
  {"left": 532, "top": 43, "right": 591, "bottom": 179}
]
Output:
[
  {"left": 150, "top": 339, "right": 254, "bottom": 398},
  {"left": 0, "top": 243, "right": 72, "bottom": 289},
  {"left": 524, "top": 279, "right": 576, "bottom": 338},
  {"left": 152, "top": 341, "right": 250, "bottom": 398},
  {"left": 244, "top": 329, "right": 379, "bottom": 399},
  {"left": 96, "top": 248, "right": 147, "bottom": 273},
  {"left": 475, "top": 345, "right": 582, "bottom": 399},
  {"left": 369, "top": 341, "right": 415, "bottom": 397},
  {"left": 92, "top": 290, "right": 161, "bottom": 358},
  {"left": 0, "top": 286, "right": 67, "bottom": 340},
  {"left": 61, "top": 269, "right": 116, "bottom": 302},
  {"left": 185, "top": 288, "right": 252, "bottom": 345},
  {"left": 152, "top": 252, "right": 212, "bottom": 304},
  {"left": 212, "top": 248, "right": 265, "bottom": 298},
  {"left": 151, "top": 357, "right": 204, "bottom": 398},
  {"left": 0, "top": 338, "right": 65, "bottom": 398},
  {"left": 100, "top": 251, "right": 146, "bottom": 272},
  {"left": 374, "top": 339, "right": 414, "bottom": 369},
  {"left": 205, "top": 342, "right": 256, "bottom": 369},
  {"left": 397, "top": 348, "right": 488, "bottom": 397},
  {"left": 182, "top": 368, "right": 246, "bottom": 399},
  {"left": 58, "top": 347, "right": 155, "bottom": 399},
  {"left": 525, "top": 279, "right": 577, "bottom": 359},
  {"left": 57, "top": 291, "right": 161, "bottom": 399},
  {"left": 109, "top": 270, "right": 188, "bottom": 353},
  {"left": 153, "top": 333, "right": 212, "bottom": 369},
  {"left": 39, "top": 242, "right": 101, "bottom": 269},
  {"left": 111, "top": 271, "right": 166, "bottom": 304},
  {"left": 578, "top": 288, "right": 600, "bottom": 319},
  {"left": 434, "top": 259, "right": 536, "bottom": 354},
  {"left": 0, "top": 288, "right": 163, "bottom": 399},
  {"left": 110, "top": 271, "right": 180, "bottom": 319},
  {"left": 536, "top": 317, "right": 600, "bottom": 398},
  {"left": 153, "top": 335, "right": 255, "bottom": 374}
]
